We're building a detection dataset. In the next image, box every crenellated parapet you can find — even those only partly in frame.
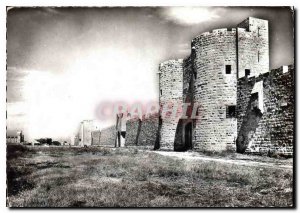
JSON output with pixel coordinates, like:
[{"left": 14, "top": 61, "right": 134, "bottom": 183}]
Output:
[
  {"left": 192, "top": 28, "right": 237, "bottom": 42},
  {"left": 237, "top": 65, "right": 294, "bottom": 156}
]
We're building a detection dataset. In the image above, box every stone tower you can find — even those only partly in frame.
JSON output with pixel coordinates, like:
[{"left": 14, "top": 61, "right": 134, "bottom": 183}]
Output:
[
  {"left": 158, "top": 17, "right": 270, "bottom": 152},
  {"left": 192, "top": 28, "right": 237, "bottom": 151},
  {"left": 79, "top": 120, "right": 98, "bottom": 146},
  {"left": 237, "top": 17, "right": 269, "bottom": 78},
  {"left": 158, "top": 59, "right": 184, "bottom": 150},
  {"left": 236, "top": 17, "right": 269, "bottom": 136}
]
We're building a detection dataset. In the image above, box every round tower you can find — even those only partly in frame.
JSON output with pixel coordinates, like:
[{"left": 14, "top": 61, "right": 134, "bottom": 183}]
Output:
[
  {"left": 158, "top": 59, "right": 183, "bottom": 150},
  {"left": 192, "top": 28, "right": 237, "bottom": 151}
]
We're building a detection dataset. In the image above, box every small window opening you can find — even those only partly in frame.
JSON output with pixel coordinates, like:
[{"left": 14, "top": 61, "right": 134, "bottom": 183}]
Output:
[
  {"left": 245, "top": 69, "right": 251, "bottom": 77},
  {"left": 226, "top": 105, "right": 236, "bottom": 118},
  {"left": 258, "top": 51, "right": 260, "bottom": 62},
  {"left": 225, "top": 65, "right": 231, "bottom": 74},
  {"left": 196, "top": 106, "right": 200, "bottom": 116},
  {"left": 160, "top": 89, "right": 162, "bottom": 96}
]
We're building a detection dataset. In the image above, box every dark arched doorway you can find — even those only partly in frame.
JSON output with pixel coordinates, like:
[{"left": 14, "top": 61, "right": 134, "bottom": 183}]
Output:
[{"left": 184, "top": 122, "right": 193, "bottom": 151}]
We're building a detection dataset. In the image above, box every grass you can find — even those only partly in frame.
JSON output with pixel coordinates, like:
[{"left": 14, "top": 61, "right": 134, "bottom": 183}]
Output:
[{"left": 6, "top": 144, "right": 293, "bottom": 207}]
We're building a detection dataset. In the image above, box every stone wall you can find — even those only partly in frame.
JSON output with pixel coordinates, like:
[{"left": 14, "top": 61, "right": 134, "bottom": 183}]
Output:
[
  {"left": 125, "top": 117, "right": 141, "bottom": 146},
  {"left": 97, "top": 113, "right": 159, "bottom": 148},
  {"left": 91, "top": 16, "right": 293, "bottom": 157},
  {"left": 158, "top": 59, "right": 184, "bottom": 150},
  {"left": 237, "top": 65, "right": 294, "bottom": 155},
  {"left": 126, "top": 114, "right": 159, "bottom": 147},
  {"left": 99, "top": 125, "right": 116, "bottom": 147},
  {"left": 138, "top": 114, "right": 159, "bottom": 147},
  {"left": 155, "top": 17, "right": 286, "bottom": 154},
  {"left": 6, "top": 136, "right": 18, "bottom": 143},
  {"left": 192, "top": 28, "right": 237, "bottom": 151},
  {"left": 74, "top": 136, "right": 80, "bottom": 146},
  {"left": 91, "top": 130, "right": 101, "bottom": 145}
]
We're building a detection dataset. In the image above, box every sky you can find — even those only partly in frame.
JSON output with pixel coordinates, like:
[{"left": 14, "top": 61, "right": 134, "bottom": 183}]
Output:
[{"left": 6, "top": 7, "right": 294, "bottom": 141}]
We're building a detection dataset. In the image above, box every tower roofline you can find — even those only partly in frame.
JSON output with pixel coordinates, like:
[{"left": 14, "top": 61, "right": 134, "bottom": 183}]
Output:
[{"left": 159, "top": 59, "right": 183, "bottom": 67}]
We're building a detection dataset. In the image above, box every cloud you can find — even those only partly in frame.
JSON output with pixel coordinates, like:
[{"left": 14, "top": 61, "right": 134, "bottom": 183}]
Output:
[
  {"left": 7, "top": 67, "right": 32, "bottom": 81},
  {"left": 40, "top": 8, "right": 65, "bottom": 17},
  {"left": 160, "top": 7, "right": 221, "bottom": 25},
  {"left": 7, "top": 68, "right": 42, "bottom": 103},
  {"left": 43, "top": 8, "right": 61, "bottom": 14},
  {"left": 7, "top": 102, "right": 27, "bottom": 116}
]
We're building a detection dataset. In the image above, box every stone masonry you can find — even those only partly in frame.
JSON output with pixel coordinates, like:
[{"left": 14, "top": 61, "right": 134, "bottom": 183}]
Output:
[
  {"left": 157, "top": 17, "right": 294, "bottom": 155},
  {"left": 91, "top": 113, "right": 159, "bottom": 148},
  {"left": 158, "top": 60, "right": 184, "bottom": 150},
  {"left": 191, "top": 28, "right": 237, "bottom": 151},
  {"left": 236, "top": 65, "right": 294, "bottom": 155},
  {"left": 87, "top": 17, "right": 293, "bottom": 156}
]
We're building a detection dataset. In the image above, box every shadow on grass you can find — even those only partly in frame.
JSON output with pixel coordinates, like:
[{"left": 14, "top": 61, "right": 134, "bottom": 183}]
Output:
[
  {"left": 7, "top": 144, "right": 70, "bottom": 197},
  {"left": 7, "top": 164, "right": 35, "bottom": 196},
  {"left": 7, "top": 144, "right": 36, "bottom": 160}
]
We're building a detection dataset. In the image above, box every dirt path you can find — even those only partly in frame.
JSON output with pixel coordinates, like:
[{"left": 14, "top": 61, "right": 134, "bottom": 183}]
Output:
[{"left": 152, "top": 151, "right": 293, "bottom": 170}]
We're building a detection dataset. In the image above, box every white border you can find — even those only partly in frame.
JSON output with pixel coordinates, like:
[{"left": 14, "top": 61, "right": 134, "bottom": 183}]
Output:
[{"left": 1, "top": 1, "right": 298, "bottom": 212}]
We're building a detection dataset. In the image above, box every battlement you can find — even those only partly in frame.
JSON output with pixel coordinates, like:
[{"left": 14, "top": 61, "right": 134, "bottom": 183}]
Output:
[
  {"left": 237, "top": 27, "right": 262, "bottom": 38},
  {"left": 190, "top": 17, "right": 268, "bottom": 44},
  {"left": 192, "top": 28, "right": 237, "bottom": 43},
  {"left": 271, "top": 64, "right": 294, "bottom": 74},
  {"left": 159, "top": 59, "right": 183, "bottom": 70},
  {"left": 237, "top": 17, "right": 268, "bottom": 32},
  {"left": 237, "top": 28, "right": 247, "bottom": 32},
  {"left": 238, "top": 65, "right": 294, "bottom": 82}
]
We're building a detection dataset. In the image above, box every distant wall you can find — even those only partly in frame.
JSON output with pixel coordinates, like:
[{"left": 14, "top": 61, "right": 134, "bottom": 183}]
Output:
[
  {"left": 74, "top": 137, "right": 80, "bottom": 146},
  {"left": 91, "top": 131, "right": 101, "bottom": 145},
  {"left": 125, "top": 114, "right": 159, "bottom": 147},
  {"left": 137, "top": 114, "right": 159, "bottom": 146},
  {"left": 125, "top": 118, "right": 140, "bottom": 146},
  {"left": 98, "top": 113, "right": 159, "bottom": 148},
  {"left": 99, "top": 126, "right": 116, "bottom": 147},
  {"left": 6, "top": 136, "right": 18, "bottom": 143}
]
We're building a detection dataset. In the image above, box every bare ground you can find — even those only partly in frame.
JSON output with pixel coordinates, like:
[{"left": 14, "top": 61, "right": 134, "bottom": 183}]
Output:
[{"left": 153, "top": 151, "right": 293, "bottom": 169}]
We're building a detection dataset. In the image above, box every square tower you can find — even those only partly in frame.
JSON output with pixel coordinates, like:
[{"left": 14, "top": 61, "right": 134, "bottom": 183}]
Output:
[{"left": 237, "top": 17, "right": 269, "bottom": 78}]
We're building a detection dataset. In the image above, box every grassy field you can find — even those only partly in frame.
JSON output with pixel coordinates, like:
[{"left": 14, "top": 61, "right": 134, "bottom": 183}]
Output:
[{"left": 6, "top": 144, "right": 293, "bottom": 207}]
